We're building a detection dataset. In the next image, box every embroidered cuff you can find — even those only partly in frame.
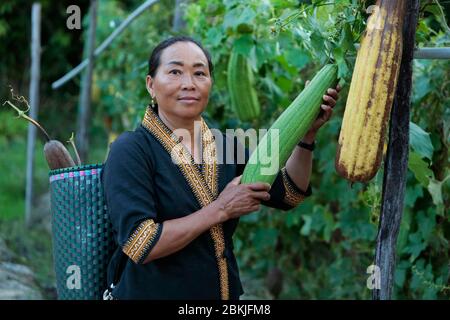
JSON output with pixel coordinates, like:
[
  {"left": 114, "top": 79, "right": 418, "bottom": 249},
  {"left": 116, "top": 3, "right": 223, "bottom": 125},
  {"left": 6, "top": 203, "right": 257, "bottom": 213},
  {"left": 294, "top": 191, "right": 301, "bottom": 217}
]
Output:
[
  {"left": 122, "top": 219, "right": 163, "bottom": 264},
  {"left": 281, "top": 167, "right": 312, "bottom": 207}
]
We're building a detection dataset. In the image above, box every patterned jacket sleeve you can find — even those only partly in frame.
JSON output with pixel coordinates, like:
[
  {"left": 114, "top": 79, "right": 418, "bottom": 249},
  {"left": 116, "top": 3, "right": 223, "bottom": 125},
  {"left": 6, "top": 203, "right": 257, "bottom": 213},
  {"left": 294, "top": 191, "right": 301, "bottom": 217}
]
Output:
[{"left": 101, "top": 132, "right": 163, "bottom": 264}]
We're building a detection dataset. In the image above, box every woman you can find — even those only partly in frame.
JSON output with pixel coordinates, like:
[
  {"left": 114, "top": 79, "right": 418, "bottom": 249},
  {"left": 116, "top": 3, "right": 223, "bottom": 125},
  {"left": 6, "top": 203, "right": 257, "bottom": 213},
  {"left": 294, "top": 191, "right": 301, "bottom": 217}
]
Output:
[{"left": 101, "top": 36, "right": 340, "bottom": 300}]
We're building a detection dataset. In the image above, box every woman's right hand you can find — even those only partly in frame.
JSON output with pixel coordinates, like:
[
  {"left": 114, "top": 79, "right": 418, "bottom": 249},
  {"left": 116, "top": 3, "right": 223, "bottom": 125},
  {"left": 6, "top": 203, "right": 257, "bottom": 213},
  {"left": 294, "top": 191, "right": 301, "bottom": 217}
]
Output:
[{"left": 213, "top": 175, "right": 271, "bottom": 223}]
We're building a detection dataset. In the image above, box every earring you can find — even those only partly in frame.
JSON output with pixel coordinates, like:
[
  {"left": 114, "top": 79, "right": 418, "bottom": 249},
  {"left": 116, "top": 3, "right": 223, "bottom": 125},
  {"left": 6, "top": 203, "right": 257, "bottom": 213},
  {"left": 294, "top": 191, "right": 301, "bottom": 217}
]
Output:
[{"left": 151, "top": 96, "right": 156, "bottom": 109}]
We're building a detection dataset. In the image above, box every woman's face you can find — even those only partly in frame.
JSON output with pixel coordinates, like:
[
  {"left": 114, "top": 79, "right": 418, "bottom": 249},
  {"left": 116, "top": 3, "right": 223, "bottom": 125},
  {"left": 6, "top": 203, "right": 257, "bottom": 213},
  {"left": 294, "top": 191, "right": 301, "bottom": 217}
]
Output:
[{"left": 146, "top": 41, "right": 212, "bottom": 120}]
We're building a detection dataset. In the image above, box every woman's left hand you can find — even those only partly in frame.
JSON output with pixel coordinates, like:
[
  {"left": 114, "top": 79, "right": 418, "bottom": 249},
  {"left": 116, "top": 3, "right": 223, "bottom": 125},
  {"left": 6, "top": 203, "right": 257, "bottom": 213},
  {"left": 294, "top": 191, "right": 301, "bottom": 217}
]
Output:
[{"left": 305, "top": 82, "right": 342, "bottom": 137}]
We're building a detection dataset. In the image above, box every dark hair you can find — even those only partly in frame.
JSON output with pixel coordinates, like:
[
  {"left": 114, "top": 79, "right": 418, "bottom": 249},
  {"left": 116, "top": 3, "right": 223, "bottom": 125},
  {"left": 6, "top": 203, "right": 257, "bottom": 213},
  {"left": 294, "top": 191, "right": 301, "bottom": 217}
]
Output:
[{"left": 147, "top": 36, "right": 214, "bottom": 78}]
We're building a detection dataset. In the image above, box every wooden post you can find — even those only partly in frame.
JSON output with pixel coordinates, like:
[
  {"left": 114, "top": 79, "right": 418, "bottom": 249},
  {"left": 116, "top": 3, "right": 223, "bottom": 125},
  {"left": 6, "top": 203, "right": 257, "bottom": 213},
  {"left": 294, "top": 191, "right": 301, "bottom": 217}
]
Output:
[
  {"left": 76, "top": 0, "right": 98, "bottom": 163},
  {"left": 373, "top": 0, "right": 420, "bottom": 300},
  {"left": 25, "top": 3, "right": 41, "bottom": 227},
  {"left": 172, "top": 0, "right": 186, "bottom": 32}
]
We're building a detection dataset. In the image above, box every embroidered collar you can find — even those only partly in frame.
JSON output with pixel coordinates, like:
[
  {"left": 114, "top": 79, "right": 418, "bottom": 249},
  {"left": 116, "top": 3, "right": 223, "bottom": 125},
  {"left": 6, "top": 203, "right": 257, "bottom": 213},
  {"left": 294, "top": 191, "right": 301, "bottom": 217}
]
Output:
[{"left": 141, "top": 106, "right": 218, "bottom": 198}]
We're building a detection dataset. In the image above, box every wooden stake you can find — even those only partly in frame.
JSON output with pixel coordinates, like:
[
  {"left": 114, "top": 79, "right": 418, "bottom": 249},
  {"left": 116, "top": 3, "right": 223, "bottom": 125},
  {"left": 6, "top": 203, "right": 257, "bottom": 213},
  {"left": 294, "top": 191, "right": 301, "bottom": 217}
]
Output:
[
  {"left": 25, "top": 3, "right": 41, "bottom": 228},
  {"left": 373, "top": 0, "right": 420, "bottom": 300},
  {"left": 76, "top": 0, "right": 98, "bottom": 163}
]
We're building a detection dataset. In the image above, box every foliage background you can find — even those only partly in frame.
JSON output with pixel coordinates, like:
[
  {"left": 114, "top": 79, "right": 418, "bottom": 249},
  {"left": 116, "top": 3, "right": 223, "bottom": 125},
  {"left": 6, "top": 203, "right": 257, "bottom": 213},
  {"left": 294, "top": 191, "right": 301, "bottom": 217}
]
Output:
[{"left": 0, "top": 0, "right": 448, "bottom": 299}]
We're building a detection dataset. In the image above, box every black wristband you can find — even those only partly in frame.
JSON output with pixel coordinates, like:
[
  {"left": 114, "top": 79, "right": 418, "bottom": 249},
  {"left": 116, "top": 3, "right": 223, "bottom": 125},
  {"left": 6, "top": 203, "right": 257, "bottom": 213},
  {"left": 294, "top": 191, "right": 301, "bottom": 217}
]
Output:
[{"left": 297, "top": 140, "right": 315, "bottom": 151}]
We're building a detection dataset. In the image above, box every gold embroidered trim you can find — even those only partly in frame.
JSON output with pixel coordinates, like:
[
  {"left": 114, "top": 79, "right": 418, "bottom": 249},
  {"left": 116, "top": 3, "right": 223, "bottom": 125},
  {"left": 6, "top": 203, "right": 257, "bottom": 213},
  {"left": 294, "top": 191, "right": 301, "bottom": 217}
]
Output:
[
  {"left": 141, "top": 109, "right": 212, "bottom": 206},
  {"left": 123, "top": 219, "right": 161, "bottom": 264},
  {"left": 141, "top": 107, "right": 229, "bottom": 300},
  {"left": 200, "top": 119, "right": 218, "bottom": 198},
  {"left": 281, "top": 167, "right": 307, "bottom": 207}
]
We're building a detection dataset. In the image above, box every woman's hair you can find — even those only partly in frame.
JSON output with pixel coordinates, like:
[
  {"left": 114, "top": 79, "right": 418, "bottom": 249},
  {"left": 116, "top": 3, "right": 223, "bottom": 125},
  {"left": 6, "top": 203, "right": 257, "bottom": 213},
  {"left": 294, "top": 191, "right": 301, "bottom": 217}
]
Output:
[{"left": 147, "top": 36, "right": 214, "bottom": 78}]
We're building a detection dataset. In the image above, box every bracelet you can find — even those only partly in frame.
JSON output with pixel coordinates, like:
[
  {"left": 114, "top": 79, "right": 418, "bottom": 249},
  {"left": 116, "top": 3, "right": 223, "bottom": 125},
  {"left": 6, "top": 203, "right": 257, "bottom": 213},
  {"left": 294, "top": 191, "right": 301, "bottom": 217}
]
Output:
[{"left": 297, "top": 140, "right": 315, "bottom": 151}]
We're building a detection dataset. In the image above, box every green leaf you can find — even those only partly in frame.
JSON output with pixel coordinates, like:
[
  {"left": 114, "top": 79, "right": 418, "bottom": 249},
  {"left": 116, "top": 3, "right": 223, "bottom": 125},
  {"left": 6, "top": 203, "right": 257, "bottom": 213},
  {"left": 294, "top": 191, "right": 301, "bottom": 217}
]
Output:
[
  {"left": 333, "top": 46, "right": 344, "bottom": 62},
  {"left": 337, "top": 57, "right": 349, "bottom": 80},
  {"left": 254, "top": 41, "right": 275, "bottom": 68},
  {"left": 416, "top": 210, "right": 436, "bottom": 241},
  {"left": 233, "top": 34, "right": 254, "bottom": 56},
  {"left": 206, "top": 27, "right": 224, "bottom": 47},
  {"left": 253, "top": 228, "right": 279, "bottom": 251},
  {"left": 405, "top": 183, "right": 423, "bottom": 208},
  {"left": 427, "top": 175, "right": 450, "bottom": 216},
  {"left": 276, "top": 76, "right": 294, "bottom": 93},
  {"left": 308, "top": 30, "right": 328, "bottom": 62},
  {"left": 339, "top": 22, "right": 354, "bottom": 53},
  {"left": 403, "top": 232, "right": 427, "bottom": 260},
  {"left": 413, "top": 75, "right": 431, "bottom": 102},
  {"left": 409, "top": 122, "right": 434, "bottom": 161},
  {"left": 300, "top": 215, "right": 312, "bottom": 236},
  {"left": 394, "top": 260, "right": 410, "bottom": 288},
  {"left": 275, "top": 53, "right": 298, "bottom": 76},
  {"left": 223, "top": 6, "right": 256, "bottom": 30},
  {"left": 428, "top": 179, "right": 443, "bottom": 208},
  {"left": 284, "top": 48, "right": 310, "bottom": 69},
  {"left": 424, "top": 2, "right": 450, "bottom": 34},
  {"left": 286, "top": 210, "right": 301, "bottom": 227},
  {"left": 332, "top": 46, "right": 349, "bottom": 79},
  {"left": 314, "top": 3, "right": 334, "bottom": 25},
  {"left": 223, "top": 0, "right": 240, "bottom": 10},
  {"left": 408, "top": 151, "right": 434, "bottom": 187},
  {"left": 337, "top": 207, "right": 377, "bottom": 241},
  {"left": 261, "top": 76, "right": 283, "bottom": 99}
]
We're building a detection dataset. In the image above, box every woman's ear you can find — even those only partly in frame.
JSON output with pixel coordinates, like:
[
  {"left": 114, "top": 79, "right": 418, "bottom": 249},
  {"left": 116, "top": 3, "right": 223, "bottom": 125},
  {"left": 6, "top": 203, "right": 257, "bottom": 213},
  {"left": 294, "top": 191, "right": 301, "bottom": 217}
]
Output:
[{"left": 146, "top": 75, "right": 154, "bottom": 98}]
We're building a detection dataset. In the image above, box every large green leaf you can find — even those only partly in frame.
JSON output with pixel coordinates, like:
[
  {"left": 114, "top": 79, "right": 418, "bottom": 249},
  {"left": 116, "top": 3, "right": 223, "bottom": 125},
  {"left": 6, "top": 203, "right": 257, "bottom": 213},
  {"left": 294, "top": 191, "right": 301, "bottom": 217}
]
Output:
[
  {"left": 206, "top": 27, "right": 225, "bottom": 47},
  {"left": 233, "top": 34, "right": 254, "bottom": 56},
  {"left": 284, "top": 48, "right": 310, "bottom": 69},
  {"left": 403, "top": 232, "right": 427, "bottom": 261},
  {"left": 408, "top": 151, "right": 434, "bottom": 187},
  {"left": 223, "top": 6, "right": 256, "bottom": 30},
  {"left": 409, "top": 122, "right": 434, "bottom": 161}
]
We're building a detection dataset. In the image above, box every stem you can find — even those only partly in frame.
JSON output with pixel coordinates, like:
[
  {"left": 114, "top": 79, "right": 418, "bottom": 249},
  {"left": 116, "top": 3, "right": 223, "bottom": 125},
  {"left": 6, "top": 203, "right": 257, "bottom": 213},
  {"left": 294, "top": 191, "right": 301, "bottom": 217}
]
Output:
[
  {"left": 2, "top": 100, "right": 51, "bottom": 142},
  {"left": 67, "top": 132, "right": 82, "bottom": 166}
]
